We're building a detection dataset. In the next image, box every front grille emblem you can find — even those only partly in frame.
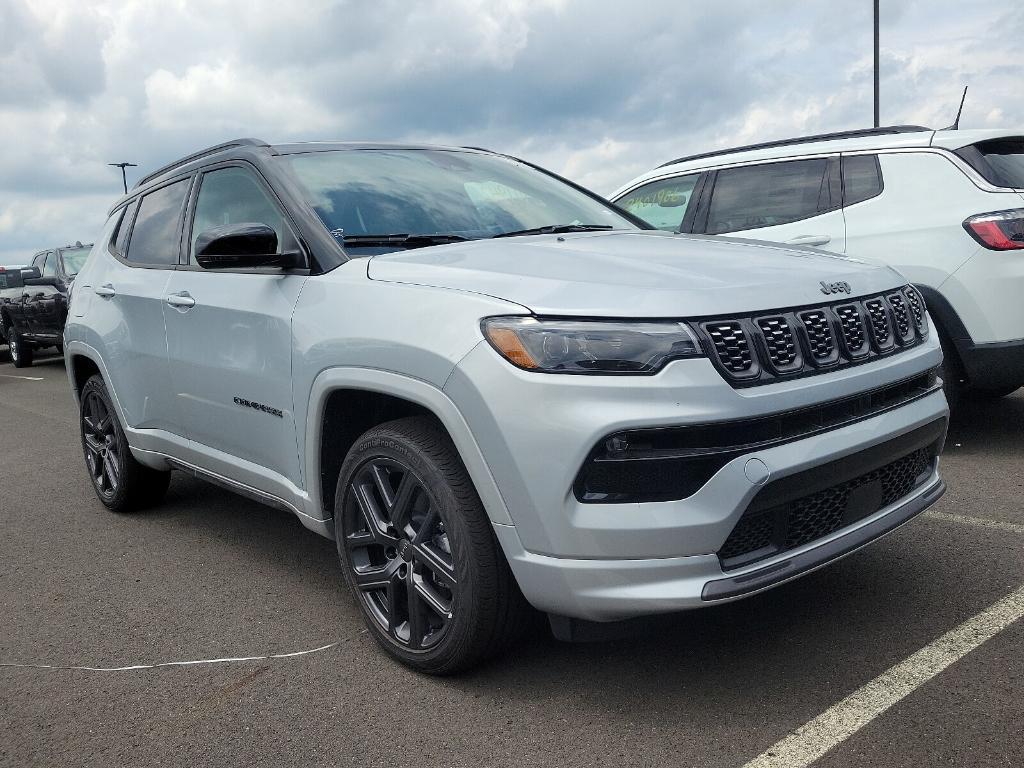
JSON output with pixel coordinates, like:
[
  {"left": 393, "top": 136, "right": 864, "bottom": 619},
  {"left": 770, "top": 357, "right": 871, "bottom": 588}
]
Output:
[{"left": 820, "top": 280, "right": 852, "bottom": 295}]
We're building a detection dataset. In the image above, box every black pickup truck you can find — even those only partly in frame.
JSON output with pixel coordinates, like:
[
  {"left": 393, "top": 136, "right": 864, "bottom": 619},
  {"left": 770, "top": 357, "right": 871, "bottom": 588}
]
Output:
[{"left": 0, "top": 243, "right": 91, "bottom": 367}]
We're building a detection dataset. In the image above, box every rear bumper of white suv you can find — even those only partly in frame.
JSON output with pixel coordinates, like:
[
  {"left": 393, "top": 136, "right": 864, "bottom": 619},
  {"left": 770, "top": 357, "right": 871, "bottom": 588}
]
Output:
[{"left": 445, "top": 334, "right": 948, "bottom": 621}]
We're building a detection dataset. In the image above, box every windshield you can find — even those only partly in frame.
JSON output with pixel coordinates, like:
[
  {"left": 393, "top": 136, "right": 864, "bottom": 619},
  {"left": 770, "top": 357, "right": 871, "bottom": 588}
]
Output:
[
  {"left": 60, "top": 247, "right": 90, "bottom": 276},
  {"left": 280, "top": 149, "right": 638, "bottom": 252}
]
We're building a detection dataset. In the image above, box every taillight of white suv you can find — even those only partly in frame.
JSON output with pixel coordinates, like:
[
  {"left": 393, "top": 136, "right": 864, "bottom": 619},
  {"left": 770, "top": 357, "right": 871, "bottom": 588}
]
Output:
[{"left": 963, "top": 209, "right": 1024, "bottom": 250}]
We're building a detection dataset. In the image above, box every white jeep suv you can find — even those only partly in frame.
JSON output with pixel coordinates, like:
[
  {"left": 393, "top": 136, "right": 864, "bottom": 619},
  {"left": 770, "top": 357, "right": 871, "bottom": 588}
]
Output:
[
  {"left": 611, "top": 126, "right": 1024, "bottom": 403},
  {"left": 65, "top": 139, "right": 947, "bottom": 673}
]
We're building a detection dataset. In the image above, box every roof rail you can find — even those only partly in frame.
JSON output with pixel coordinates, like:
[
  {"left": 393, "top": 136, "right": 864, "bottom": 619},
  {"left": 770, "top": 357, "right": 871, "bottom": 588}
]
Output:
[
  {"left": 658, "top": 125, "right": 933, "bottom": 168},
  {"left": 133, "top": 138, "right": 270, "bottom": 189}
]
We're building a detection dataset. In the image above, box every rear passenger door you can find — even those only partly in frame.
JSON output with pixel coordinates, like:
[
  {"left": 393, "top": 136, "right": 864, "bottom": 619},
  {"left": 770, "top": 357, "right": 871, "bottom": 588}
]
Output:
[
  {"left": 693, "top": 157, "right": 847, "bottom": 252},
  {"left": 84, "top": 178, "right": 190, "bottom": 433}
]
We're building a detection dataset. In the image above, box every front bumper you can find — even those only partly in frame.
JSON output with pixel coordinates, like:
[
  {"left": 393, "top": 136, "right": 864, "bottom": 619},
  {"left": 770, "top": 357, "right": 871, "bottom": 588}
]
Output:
[
  {"left": 493, "top": 470, "right": 943, "bottom": 621},
  {"left": 444, "top": 334, "right": 948, "bottom": 621}
]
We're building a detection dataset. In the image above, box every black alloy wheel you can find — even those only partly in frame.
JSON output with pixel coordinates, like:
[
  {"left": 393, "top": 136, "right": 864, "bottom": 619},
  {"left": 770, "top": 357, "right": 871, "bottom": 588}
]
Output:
[
  {"left": 342, "top": 457, "right": 456, "bottom": 650},
  {"left": 82, "top": 388, "right": 121, "bottom": 500},
  {"left": 78, "top": 374, "right": 171, "bottom": 512},
  {"left": 335, "top": 416, "right": 532, "bottom": 674}
]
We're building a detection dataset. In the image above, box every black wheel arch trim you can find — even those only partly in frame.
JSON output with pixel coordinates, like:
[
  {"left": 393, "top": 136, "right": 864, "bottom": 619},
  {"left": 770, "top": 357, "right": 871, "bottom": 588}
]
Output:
[{"left": 916, "top": 284, "right": 1024, "bottom": 389}]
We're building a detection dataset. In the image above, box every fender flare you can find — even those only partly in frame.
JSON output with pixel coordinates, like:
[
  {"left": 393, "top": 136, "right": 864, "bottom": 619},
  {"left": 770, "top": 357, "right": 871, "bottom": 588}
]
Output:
[
  {"left": 303, "top": 367, "right": 514, "bottom": 527},
  {"left": 914, "top": 284, "right": 971, "bottom": 352},
  {"left": 61, "top": 341, "right": 174, "bottom": 470}
]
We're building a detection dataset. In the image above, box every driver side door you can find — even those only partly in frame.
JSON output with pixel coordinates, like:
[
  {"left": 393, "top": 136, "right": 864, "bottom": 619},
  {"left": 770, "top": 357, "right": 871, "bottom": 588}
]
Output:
[{"left": 163, "top": 163, "right": 308, "bottom": 497}]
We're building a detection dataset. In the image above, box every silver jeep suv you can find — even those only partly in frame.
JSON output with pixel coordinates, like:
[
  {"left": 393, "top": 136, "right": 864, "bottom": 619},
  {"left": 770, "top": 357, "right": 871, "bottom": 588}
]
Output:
[{"left": 64, "top": 139, "right": 948, "bottom": 673}]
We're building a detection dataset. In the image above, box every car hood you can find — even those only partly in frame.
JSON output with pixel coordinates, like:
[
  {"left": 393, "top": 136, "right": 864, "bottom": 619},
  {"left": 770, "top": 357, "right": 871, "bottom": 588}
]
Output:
[{"left": 366, "top": 230, "right": 906, "bottom": 317}]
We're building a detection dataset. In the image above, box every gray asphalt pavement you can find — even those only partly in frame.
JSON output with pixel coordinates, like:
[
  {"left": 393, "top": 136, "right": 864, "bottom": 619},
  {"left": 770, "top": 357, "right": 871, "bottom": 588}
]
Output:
[{"left": 1, "top": 349, "right": 1022, "bottom": 767}]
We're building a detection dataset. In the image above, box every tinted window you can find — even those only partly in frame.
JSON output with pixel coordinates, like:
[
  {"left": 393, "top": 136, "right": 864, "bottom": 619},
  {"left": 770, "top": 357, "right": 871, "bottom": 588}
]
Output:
[
  {"left": 32, "top": 253, "right": 46, "bottom": 271},
  {"left": 842, "top": 155, "right": 883, "bottom": 206},
  {"left": 705, "top": 159, "right": 828, "bottom": 234},
  {"left": 42, "top": 252, "right": 57, "bottom": 277},
  {"left": 112, "top": 203, "right": 136, "bottom": 256},
  {"left": 615, "top": 174, "right": 700, "bottom": 231},
  {"left": 956, "top": 139, "right": 1024, "bottom": 188},
  {"left": 126, "top": 179, "right": 190, "bottom": 266},
  {"left": 191, "top": 167, "right": 292, "bottom": 258}
]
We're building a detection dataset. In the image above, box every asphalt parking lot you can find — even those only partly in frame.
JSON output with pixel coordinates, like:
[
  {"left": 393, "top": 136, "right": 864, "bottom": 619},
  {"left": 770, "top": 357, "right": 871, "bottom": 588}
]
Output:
[{"left": 1, "top": 349, "right": 1021, "bottom": 768}]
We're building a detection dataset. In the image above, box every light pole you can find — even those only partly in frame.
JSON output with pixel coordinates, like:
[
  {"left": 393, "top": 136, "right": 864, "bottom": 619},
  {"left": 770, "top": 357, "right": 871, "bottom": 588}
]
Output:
[
  {"left": 873, "top": 0, "right": 880, "bottom": 127},
  {"left": 108, "top": 162, "right": 137, "bottom": 194}
]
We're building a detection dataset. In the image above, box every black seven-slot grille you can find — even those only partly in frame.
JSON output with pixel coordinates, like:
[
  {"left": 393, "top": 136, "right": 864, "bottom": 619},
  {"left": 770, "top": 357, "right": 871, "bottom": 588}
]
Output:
[
  {"left": 698, "top": 286, "right": 928, "bottom": 387},
  {"left": 704, "top": 321, "right": 753, "bottom": 374},
  {"left": 717, "top": 418, "right": 945, "bottom": 570}
]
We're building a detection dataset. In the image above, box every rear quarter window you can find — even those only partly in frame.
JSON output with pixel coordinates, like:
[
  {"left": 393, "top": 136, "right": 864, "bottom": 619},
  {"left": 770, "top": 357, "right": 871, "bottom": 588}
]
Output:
[
  {"left": 111, "top": 202, "right": 137, "bottom": 257},
  {"left": 955, "top": 139, "right": 1024, "bottom": 188}
]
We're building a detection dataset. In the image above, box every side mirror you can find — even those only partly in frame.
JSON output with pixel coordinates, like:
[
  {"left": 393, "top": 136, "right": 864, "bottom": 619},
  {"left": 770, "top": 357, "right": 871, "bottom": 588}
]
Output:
[
  {"left": 23, "top": 267, "right": 41, "bottom": 280},
  {"left": 194, "top": 223, "right": 302, "bottom": 270}
]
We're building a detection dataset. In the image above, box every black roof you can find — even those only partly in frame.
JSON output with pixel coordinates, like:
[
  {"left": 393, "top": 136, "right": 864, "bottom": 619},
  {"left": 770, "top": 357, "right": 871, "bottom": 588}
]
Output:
[
  {"left": 129, "top": 138, "right": 493, "bottom": 191},
  {"left": 658, "top": 125, "right": 933, "bottom": 168},
  {"left": 133, "top": 138, "right": 269, "bottom": 189}
]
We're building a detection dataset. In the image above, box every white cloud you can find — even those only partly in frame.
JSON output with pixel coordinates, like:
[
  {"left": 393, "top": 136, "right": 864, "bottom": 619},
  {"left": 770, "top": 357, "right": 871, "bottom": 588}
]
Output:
[
  {"left": 0, "top": 0, "right": 1021, "bottom": 264},
  {"left": 143, "top": 61, "right": 337, "bottom": 135}
]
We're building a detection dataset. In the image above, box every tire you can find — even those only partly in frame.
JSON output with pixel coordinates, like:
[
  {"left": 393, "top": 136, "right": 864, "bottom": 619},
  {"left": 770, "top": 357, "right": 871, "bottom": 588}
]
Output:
[
  {"left": 334, "top": 416, "right": 531, "bottom": 674},
  {"left": 79, "top": 374, "right": 171, "bottom": 513},
  {"left": 8, "top": 332, "right": 33, "bottom": 368}
]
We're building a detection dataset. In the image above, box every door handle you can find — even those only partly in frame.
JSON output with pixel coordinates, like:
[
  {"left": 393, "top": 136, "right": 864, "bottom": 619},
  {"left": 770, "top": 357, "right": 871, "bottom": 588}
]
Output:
[
  {"left": 786, "top": 234, "right": 831, "bottom": 247},
  {"left": 165, "top": 292, "right": 196, "bottom": 309},
  {"left": 94, "top": 284, "right": 116, "bottom": 298}
]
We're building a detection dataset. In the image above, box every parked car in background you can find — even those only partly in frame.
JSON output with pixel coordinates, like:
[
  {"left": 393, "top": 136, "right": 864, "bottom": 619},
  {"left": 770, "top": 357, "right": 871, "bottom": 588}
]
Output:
[
  {"left": 1, "top": 265, "right": 28, "bottom": 350},
  {"left": 0, "top": 243, "right": 91, "bottom": 367},
  {"left": 65, "top": 138, "right": 946, "bottom": 673},
  {"left": 611, "top": 126, "right": 1024, "bottom": 405},
  {"left": 1, "top": 264, "right": 31, "bottom": 359}
]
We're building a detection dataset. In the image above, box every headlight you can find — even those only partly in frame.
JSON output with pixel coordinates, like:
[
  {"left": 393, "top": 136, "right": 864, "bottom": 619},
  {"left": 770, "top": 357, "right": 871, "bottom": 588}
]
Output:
[{"left": 481, "top": 317, "right": 704, "bottom": 374}]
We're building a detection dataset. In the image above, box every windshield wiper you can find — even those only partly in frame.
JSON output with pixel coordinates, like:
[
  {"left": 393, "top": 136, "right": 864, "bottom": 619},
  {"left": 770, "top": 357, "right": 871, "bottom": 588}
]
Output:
[
  {"left": 337, "top": 233, "right": 470, "bottom": 248},
  {"left": 491, "top": 224, "right": 615, "bottom": 239}
]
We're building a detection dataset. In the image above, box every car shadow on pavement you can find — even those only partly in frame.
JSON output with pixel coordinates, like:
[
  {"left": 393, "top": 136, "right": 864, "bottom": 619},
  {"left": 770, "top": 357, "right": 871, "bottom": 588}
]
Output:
[{"left": 945, "top": 390, "right": 1023, "bottom": 453}]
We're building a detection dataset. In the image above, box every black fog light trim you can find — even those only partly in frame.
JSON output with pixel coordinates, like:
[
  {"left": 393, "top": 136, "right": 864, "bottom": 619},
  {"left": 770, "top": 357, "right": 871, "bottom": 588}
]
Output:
[{"left": 573, "top": 371, "right": 940, "bottom": 504}]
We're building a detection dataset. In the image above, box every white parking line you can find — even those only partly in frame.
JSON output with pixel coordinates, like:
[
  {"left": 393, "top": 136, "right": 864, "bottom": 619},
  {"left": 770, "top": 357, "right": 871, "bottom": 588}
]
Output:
[
  {"left": 923, "top": 510, "right": 1024, "bottom": 536},
  {"left": 0, "top": 374, "right": 44, "bottom": 381},
  {"left": 741, "top": 584, "right": 1024, "bottom": 768},
  {"left": 0, "top": 642, "right": 338, "bottom": 672}
]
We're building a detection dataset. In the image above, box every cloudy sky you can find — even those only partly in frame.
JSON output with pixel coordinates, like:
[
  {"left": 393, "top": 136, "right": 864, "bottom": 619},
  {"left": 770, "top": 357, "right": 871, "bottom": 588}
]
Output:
[{"left": 1, "top": 0, "right": 1021, "bottom": 264}]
